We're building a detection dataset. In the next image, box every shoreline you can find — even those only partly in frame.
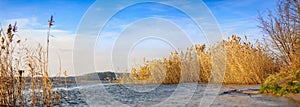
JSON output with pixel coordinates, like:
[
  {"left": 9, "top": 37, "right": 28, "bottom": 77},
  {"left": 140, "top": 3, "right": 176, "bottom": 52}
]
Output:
[{"left": 284, "top": 93, "right": 300, "bottom": 103}]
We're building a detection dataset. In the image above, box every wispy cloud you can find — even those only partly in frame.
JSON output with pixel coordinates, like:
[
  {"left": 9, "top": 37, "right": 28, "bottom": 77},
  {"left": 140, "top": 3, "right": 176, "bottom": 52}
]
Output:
[{"left": 5, "top": 17, "right": 44, "bottom": 29}]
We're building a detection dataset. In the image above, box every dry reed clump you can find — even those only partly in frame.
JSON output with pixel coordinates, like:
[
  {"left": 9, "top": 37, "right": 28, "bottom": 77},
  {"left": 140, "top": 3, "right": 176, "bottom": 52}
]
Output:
[
  {"left": 222, "top": 35, "right": 278, "bottom": 84},
  {"left": 25, "top": 45, "right": 55, "bottom": 106},
  {"left": 0, "top": 17, "right": 64, "bottom": 106},
  {"left": 121, "top": 35, "right": 278, "bottom": 85},
  {"left": 121, "top": 47, "right": 200, "bottom": 85},
  {"left": 0, "top": 22, "right": 34, "bottom": 106}
]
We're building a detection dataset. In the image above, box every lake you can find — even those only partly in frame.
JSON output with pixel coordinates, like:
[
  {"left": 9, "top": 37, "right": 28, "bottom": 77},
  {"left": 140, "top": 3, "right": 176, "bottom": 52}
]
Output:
[{"left": 53, "top": 82, "right": 299, "bottom": 107}]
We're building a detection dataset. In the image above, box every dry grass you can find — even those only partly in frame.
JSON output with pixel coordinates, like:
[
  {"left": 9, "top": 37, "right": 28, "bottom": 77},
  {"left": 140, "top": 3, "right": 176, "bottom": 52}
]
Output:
[
  {"left": 0, "top": 17, "right": 65, "bottom": 106},
  {"left": 222, "top": 35, "right": 277, "bottom": 84},
  {"left": 120, "top": 35, "right": 278, "bottom": 85}
]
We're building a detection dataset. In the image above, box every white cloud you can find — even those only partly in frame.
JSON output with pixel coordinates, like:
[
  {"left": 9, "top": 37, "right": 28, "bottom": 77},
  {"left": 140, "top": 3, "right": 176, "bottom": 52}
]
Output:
[{"left": 5, "top": 17, "right": 44, "bottom": 29}]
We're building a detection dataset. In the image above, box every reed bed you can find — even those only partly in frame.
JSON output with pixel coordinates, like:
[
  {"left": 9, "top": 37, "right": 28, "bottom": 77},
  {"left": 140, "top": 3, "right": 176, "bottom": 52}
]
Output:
[
  {"left": 222, "top": 35, "right": 277, "bottom": 84},
  {"left": 0, "top": 17, "right": 66, "bottom": 106},
  {"left": 120, "top": 35, "right": 278, "bottom": 85}
]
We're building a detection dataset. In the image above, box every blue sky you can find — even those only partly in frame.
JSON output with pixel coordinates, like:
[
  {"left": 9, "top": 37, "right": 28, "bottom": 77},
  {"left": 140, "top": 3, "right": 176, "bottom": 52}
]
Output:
[
  {"left": 0, "top": 0, "right": 276, "bottom": 35},
  {"left": 0, "top": 0, "right": 277, "bottom": 76},
  {"left": 0, "top": 0, "right": 93, "bottom": 31}
]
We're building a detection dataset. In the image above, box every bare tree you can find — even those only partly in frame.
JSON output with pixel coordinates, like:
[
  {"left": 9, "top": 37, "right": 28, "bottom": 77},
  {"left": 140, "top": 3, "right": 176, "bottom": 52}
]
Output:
[{"left": 259, "top": 0, "right": 300, "bottom": 66}]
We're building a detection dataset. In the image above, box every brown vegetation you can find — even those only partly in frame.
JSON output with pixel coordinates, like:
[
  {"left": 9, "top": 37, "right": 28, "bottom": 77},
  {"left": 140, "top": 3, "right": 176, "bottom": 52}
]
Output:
[
  {"left": 120, "top": 35, "right": 278, "bottom": 85},
  {"left": 259, "top": 0, "right": 300, "bottom": 95},
  {"left": 0, "top": 16, "right": 66, "bottom": 106},
  {"left": 258, "top": 0, "right": 300, "bottom": 69}
]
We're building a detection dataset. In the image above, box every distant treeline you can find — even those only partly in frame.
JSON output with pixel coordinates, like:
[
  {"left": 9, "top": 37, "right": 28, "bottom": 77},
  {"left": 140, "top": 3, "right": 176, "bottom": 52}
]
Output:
[
  {"left": 70, "top": 71, "right": 129, "bottom": 82},
  {"left": 12, "top": 71, "right": 128, "bottom": 83}
]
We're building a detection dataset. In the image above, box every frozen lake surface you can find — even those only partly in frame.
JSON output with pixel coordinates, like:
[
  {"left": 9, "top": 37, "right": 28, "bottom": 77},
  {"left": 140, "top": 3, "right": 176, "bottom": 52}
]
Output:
[{"left": 54, "top": 82, "right": 299, "bottom": 107}]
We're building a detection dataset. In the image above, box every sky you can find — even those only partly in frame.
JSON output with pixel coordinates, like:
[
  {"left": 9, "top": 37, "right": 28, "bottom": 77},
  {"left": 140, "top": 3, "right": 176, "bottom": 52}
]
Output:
[{"left": 0, "top": 0, "right": 277, "bottom": 76}]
